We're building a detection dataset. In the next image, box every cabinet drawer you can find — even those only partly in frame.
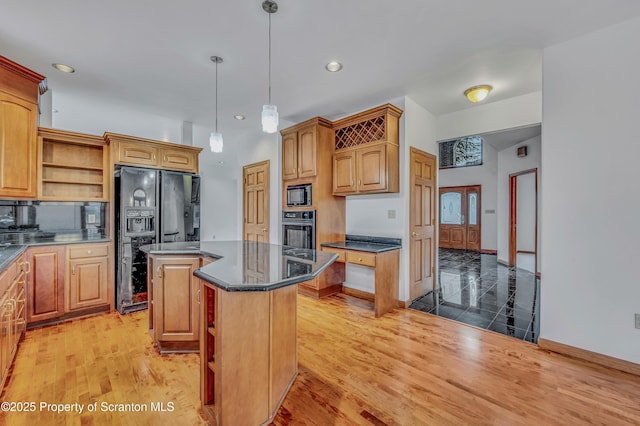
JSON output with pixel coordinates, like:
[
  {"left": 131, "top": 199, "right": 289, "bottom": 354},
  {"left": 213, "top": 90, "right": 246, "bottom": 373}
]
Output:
[
  {"left": 321, "top": 247, "right": 346, "bottom": 263},
  {"left": 346, "top": 251, "right": 376, "bottom": 267},
  {"left": 68, "top": 244, "right": 109, "bottom": 259}
]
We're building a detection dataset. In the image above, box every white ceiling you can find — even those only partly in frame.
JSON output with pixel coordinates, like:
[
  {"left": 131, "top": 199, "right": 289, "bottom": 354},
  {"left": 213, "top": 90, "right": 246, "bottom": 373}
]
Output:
[
  {"left": 2, "top": 1, "right": 640, "bottom": 138},
  {"left": 477, "top": 124, "right": 541, "bottom": 152}
]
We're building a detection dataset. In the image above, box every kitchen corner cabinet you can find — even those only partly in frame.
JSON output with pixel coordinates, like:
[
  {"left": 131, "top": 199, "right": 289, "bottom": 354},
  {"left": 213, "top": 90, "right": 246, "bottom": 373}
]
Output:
[
  {"left": 281, "top": 119, "right": 332, "bottom": 181},
  {"left": 1, "top": 253, "right": 28, "bottom": 389},
  {"left": 104, "top": 133, "right": 202, "bottom": 174},
  {"left": 0, "top": 57, "right": 46, "bottom": 200},
  {"left": 332, "top": 104, "right": 402, "bottom": 195},
  {"left": 26, "top": 245, "right": 65, "bottom": 324},
  {"left": 38, "top": 128, "right": 109, "bottom": 201},
  {"left": 149, "top": 255, "right": 200, "bottom": 353},
  {"left": 66, "top": 243, "right": 110, "bottom": 311}
]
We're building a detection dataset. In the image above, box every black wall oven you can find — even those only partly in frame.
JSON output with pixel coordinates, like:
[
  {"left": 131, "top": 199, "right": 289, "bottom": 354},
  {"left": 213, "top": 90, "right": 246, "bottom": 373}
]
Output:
[{"left": 282, "top": 210, "right": 315, "bottom": 249}]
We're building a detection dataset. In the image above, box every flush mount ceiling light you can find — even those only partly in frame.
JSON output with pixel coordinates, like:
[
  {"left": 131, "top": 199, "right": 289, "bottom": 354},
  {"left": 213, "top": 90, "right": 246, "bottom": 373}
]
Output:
[
  {"left": 209, "top": 56, "right": 224, "bottom": 153},
  {"left": 325, "top": 61, "right": 343, "bottom": 72},
  {"left": 234, "top": 114, "right": 246, "bottom": 120},
  {"left": 261, "top": 0, "right": 279, "bottom": 134},
  {"left": 464, "top": 85, "right": 492, "bottom": 103},
  {"left": 52, "top": 63, "right": 75, "bottom": 73}
]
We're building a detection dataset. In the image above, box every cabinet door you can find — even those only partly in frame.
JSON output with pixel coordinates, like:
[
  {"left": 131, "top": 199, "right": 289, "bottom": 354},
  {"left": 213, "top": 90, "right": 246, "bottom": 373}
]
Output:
[
  {"left": 26, "top": 246, "right": 65, "bottom": 323},
  {"left": 297, "top": 126, "right": 317, "bottom": 178},
  {"left": 117, "top": 141, "right": 159, "bottom": 167},
  {"left": 0, "top": 295, "right": 9, "bottom": 386},
  {"left": 67, "top": 257, "right": 108, "bottom": 311},
  {"left": 333, "top": 151, "right": 357, "bottom": 195},
  {"left": 160, "top": 147, "right": 197, "bottom": 172},
  {"left": 281, "top": 131, "right": 298, "bottom": 181},
  {"left": 357, "top": 144, "right": 387, "bottom": 193},
  {"left": 0, "top": 92, "right": 37, "bottom": 199},
  {"left": 154, "top": 257, "right": 199, "bottom": 342}
]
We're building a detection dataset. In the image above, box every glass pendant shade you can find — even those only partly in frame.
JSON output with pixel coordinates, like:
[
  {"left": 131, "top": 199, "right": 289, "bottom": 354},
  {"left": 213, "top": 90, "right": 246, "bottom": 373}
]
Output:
[
  {"left": 209, "top": 132, "right": 223, "bottom": 153},
  {"left": 261, "top": 104, "right": 279, "bottom": 134}
]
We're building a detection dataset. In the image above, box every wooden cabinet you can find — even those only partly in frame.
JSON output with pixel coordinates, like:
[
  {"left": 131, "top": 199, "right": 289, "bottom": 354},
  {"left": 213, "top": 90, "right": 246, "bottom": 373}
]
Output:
[
  {"left": 1, "top": 253, "right": 28, "bottom": 389},
  {"left": 0, "top": 55, "right": 46, "bottom": 200},
  {"left": 38, "top": 128, "right": 109, "bottom": 201},
  {"left": 332, "top": 104, "right": 402, "bottom": 195},
  {"left": 26, "top": 245, "right": 65, "bottom": 324},
  {"left": 149, "top": 255, "right": 200, "bottom": 352},
  {"left": 281, "top": 122, "right": 322, "bottom": 181},
  {"left": 105, "top": 133, "right": 202, "bottom": 174},
  {"left": 200, "top": 282, "right": 297, "bottom": 425},
  {"left": 66, "top": 243, "right": 110, "bottom": 311}
]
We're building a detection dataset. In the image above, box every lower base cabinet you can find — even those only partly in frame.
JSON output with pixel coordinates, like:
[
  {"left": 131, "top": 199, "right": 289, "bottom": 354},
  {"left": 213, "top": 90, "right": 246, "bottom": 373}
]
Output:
[
  {"left": 149, "top": 255, "right": 200, "bottom": 353},
  {"left": 1, "top": 253, "right": 28, "bottom": 389},
  {"left": 26, "top": 242, "right": 112, "bottom": 328}
]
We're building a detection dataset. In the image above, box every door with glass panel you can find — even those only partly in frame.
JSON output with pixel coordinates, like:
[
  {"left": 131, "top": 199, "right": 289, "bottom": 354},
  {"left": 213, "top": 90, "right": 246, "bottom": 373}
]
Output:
[{"left": 439, "top": 185, "right": 481, "bottom": 251}]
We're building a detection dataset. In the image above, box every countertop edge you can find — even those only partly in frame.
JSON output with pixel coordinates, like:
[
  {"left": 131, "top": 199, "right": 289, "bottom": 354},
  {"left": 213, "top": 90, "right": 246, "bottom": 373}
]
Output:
[
  {"left": 320, "top": 242, "right": 401, "bottom": 253},
  {"left": 194, "top": 252, "right": 338, "bottom": 292}
]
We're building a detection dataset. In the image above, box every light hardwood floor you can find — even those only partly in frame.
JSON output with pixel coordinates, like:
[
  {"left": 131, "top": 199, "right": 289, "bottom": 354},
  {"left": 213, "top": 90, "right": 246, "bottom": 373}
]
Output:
[{"left": 2, "top": 293, "right": 640, "bottom": 425}]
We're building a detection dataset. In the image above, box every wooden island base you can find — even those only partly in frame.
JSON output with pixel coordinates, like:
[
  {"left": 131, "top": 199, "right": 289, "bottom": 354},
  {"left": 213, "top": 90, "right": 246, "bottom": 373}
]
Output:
[{"left": 200, "top": 283, "right": 298, "bottom": 425}]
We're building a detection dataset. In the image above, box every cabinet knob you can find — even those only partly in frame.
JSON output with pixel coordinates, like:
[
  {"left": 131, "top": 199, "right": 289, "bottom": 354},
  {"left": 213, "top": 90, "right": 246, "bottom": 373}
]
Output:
[
  {"left": 87, "top": 250, "right": 92, "bottom": 254},
  {"left": 358, "top": 257, "right": 363, "bottom": 261},
  {"left": 412, "top": 232, "right": 418, "bottom": 237}
]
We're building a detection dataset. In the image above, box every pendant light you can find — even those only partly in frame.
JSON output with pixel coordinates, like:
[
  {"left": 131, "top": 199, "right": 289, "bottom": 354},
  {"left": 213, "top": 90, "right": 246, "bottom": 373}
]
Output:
[
  {"left": 261, "top": 0, "right": 278, "bottom": 134},
  {"left": 209, "top": 55, "right": 223, "bottom": 152}
]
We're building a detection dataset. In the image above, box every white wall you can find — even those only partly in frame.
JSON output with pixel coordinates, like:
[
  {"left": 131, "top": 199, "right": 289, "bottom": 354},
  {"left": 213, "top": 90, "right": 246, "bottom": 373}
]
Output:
[
  {"left": 437, "top": 91, "right": 542, "bottom": 141},
  {"left": 542, "top": 16, "right": 640, "bottom": 363},
  {"left": 439, "top": 143, "right": 498, "bottom": 251},
  {"left": 496, "top": 136, "right": 541, "bottom": 270}
]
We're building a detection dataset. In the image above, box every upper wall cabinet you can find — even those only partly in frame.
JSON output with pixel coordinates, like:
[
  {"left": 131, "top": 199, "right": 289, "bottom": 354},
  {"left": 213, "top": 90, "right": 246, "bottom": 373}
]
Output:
[
  {"left": 332, "top": 104, "right": 403, "bottom": 196},
  {"left": 38, "top": 128, "right": 109, "bottom": 201},
  {"left": 104, "top": 133, "right": 202, "bottom": 174},
  {"left": 281, "top": 118, "right": 332, "bottom": 181},
  {"left": 0, "top": 56, "right": 46, "bottom": 199}
]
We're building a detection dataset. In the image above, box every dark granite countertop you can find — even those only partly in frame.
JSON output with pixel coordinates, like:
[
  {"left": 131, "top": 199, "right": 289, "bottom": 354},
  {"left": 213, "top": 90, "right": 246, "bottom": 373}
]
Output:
[
  {"left": 140, "top": 241, "right": 338, "bottom": 292},
  {"left": 321, "top": 234, "right": 402, "bottom": 253},
  {"left": 0, "top": 237, "right": 111, "bottom": 273}
]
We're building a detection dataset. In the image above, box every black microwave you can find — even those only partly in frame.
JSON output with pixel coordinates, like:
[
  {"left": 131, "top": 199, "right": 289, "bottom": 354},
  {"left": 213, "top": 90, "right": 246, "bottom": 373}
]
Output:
[{"left": 286, "top": 184, "right": 312, "bottom": 207}]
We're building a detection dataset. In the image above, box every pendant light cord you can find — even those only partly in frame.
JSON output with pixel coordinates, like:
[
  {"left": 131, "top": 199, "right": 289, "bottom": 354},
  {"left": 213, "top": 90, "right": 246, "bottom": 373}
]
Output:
[
  {"left": 268, "top": 11, "right": 272, "bottom": 105},
  {"left": 215, "top": 60, "right": 218, "bottom": 133}
]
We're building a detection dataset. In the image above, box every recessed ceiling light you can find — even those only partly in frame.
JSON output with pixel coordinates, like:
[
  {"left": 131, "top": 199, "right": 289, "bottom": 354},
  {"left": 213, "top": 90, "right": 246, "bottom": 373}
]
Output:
[
  {"left": 52, "top": 63, "right": 75, "bottom": 73},
  {"left": 218, "top": 161, "right": 225, "bottom": 165},
  {"left": 234, "top": 114, "right": 246, "bottom": 120},
  {"left": 325, "top": 61, "right": 343, "bottom": 72}
]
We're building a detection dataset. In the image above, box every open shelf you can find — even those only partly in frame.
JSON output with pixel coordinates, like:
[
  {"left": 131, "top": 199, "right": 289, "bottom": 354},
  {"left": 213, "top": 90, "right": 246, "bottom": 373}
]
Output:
[
  {"left": 38, "top": 128, "right": 108, "bottom": 201},
  {"left": 41, "top": 162, "right": 104, "bottom": 171}
]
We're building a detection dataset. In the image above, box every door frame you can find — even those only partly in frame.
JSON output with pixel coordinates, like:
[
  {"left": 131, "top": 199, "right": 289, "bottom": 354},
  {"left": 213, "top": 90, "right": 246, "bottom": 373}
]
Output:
[
  {"left": 242, "top": 160, "right": 270, "bottom": 242},
  {"left": 409, "top": 147, "right": 437, "bottom": 302},
  {"left": 509, "top": 168, "right": 538, "bottom": 272}
]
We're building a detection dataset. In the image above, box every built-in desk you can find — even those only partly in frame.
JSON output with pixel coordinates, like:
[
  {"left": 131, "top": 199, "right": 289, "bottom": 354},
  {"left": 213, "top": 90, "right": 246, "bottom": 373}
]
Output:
[{"left": 321, "top": 235, "right": 401, "bottom": 317}]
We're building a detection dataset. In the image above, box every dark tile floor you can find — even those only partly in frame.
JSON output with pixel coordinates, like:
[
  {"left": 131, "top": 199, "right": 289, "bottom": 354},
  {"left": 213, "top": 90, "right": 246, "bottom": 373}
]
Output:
[{"left": 409, "top": 249, "right": 540, "bottom": 343}]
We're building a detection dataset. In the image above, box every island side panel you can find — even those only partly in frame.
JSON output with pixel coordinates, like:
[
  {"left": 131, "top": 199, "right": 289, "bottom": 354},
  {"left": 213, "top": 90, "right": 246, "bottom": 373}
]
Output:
[
  {"left": 374, "top": 250, "right": 400, "bottom": 318},
  {"left": 269, "top": 284, "right": 298, "bottom": 417},
  {"left": 219, "top": 290, "right": 270, "bottom": 425}
]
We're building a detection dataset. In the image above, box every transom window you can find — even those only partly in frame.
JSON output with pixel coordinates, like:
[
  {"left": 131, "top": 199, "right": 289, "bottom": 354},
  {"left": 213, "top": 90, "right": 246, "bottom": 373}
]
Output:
[{"left": 439, "top": 136, "right": 483, "bottom": 169}]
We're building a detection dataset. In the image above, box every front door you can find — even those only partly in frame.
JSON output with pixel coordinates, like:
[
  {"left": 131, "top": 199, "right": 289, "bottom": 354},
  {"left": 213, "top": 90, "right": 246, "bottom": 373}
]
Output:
[
  {"left": 409, "top": 148, "right": 437, "bottom": 301},
  {"left": 439, "top": 185, "right": 481, "bottom": 251},
  {"left": 243, "top": 160, "right": 270, "bottom": 242}
]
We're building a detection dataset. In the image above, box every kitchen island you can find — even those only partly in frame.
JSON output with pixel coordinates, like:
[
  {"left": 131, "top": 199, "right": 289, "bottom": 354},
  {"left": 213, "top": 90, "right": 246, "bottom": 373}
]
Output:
[{"left": 141, "top": 240, "right": 337, "bottom": 426}]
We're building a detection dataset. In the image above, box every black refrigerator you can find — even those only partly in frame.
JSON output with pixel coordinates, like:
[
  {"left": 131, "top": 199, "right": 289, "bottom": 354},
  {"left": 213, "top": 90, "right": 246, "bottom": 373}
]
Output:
[{"left": 114, "top": 167, "right": 201, "bottom": 314}]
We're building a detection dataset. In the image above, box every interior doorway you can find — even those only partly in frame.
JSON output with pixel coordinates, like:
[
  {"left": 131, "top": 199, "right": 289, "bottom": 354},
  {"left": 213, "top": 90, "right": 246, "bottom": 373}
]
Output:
[
  {"left": 439, "top": 185, "right": 481, "bottom": 251},
  {"left": 242, "top": 160, "right": 270, "bottom": 242},
  {"left": 509, "top": 168, "right": 538, "bottom": 274},
  {"left": 409, "top": 147, "right": 437, "bottom": 301}
]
